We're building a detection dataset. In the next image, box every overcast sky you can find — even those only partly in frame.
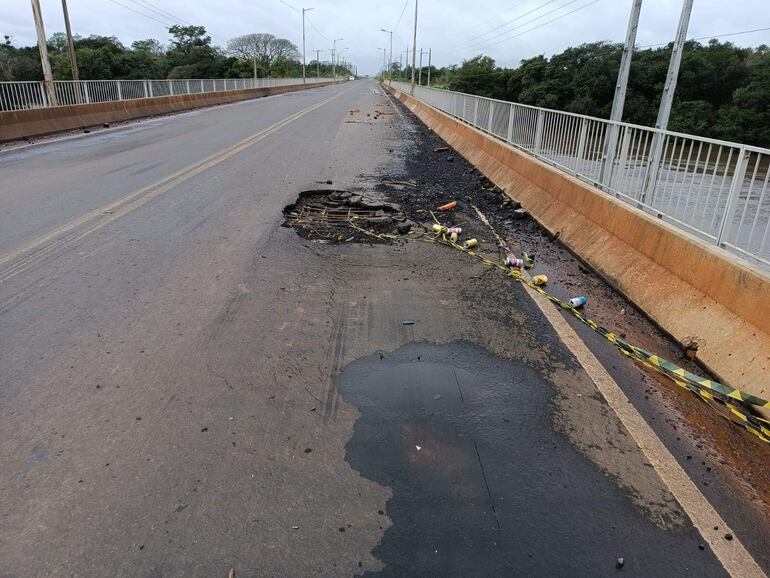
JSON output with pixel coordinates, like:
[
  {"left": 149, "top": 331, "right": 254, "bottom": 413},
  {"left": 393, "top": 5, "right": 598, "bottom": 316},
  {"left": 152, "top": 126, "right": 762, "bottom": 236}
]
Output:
[{"left": 3, "top": 0, "right": 769, "bottom": 75}]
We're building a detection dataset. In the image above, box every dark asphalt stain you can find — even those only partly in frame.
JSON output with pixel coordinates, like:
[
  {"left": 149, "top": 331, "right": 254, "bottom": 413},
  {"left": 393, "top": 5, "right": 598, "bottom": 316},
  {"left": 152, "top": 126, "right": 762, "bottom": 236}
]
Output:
[{"left": 337, "top": 342, "right": 727, "bottom": 577}]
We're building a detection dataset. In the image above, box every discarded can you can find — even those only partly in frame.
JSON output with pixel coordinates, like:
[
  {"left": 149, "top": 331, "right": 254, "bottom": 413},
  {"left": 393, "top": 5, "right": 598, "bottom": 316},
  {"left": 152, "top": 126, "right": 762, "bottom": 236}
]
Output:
[
  {"left": 532, "top": 275, "right": 548, "bottom": 286},
  {"left": 432, "top": 224, "right": 447, "bottom": 234},
  {"left": 449, "top": 232, "right": 459, "bottom": 243},
  {"left": 463, "top": 239, "right": 478, "bottom": 249},
  {"left": 447, "top": 227, "right": 462, "bottom": 235},
  {"left": 505, "top": 255, "right": 524, "bottom": 268},
  {"left": 568, "top": 296, "right": 587, "bottom": 308},
  {"left": 437, "top": 201, "right": 458, "bottom": 211}
]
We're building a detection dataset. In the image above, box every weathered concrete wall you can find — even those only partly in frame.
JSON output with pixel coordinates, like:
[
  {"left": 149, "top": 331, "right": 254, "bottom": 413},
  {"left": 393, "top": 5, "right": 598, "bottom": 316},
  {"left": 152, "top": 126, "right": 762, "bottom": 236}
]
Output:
[
  {"left": 386, "top": 85, "right": 770, "bottom": 409},
  {"left": 0, "top": 81, "right": 342, "bottom": 143}
]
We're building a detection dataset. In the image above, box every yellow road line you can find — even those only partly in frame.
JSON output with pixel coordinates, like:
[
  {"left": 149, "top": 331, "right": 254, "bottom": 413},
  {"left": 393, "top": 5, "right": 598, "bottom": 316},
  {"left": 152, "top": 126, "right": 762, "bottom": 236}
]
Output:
[{"left": 0, "top": 85, "right": 352, "bottom": 284}]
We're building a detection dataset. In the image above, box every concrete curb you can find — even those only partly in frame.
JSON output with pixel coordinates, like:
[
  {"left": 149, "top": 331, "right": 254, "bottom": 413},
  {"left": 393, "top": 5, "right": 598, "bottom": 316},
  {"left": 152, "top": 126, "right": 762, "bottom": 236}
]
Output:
[
  {"left": 0, "top": 81, "right": 343, "bottom": 143},
  {"left": 386, "top": 85, "right": 770, "bottom": 412}
]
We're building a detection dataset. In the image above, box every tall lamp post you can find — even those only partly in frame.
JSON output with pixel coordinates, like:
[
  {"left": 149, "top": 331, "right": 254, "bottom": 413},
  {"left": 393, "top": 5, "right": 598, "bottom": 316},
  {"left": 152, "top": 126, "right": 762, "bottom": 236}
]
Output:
[
  {"left": 332, "top": 37, "right": 343, "bottom": 80},
  {"left": 301, "top": 7, "right": 314, "bottom": 84},
  {"left": 380, "top": 28, "right": 393, "bottom": 84}
]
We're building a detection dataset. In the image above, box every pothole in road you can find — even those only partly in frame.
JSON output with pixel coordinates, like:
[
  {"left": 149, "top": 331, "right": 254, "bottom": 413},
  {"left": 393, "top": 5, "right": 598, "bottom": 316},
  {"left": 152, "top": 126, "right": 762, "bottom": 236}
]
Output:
[{"left": 282, "top": 189, "right": 410, "bottom": 243}]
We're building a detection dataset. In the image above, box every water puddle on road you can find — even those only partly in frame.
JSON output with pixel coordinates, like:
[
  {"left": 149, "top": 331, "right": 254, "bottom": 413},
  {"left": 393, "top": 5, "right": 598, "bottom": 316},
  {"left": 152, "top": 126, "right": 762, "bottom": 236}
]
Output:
[{"left": 336, "top": 342, "right": 724, "bottom": 577}]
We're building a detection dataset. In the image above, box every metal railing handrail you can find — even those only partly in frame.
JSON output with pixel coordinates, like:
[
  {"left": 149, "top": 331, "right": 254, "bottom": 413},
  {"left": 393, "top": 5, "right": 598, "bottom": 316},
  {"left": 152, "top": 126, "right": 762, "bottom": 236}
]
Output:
[
  {"left": 0, "top": 77, "right": 340, "bottom": 112},
  {"left": 401, "top": 82, "right": 770, "bottom": 156},
  {"left": 389, "top": 81, "right": 770, "bottom": 270}
]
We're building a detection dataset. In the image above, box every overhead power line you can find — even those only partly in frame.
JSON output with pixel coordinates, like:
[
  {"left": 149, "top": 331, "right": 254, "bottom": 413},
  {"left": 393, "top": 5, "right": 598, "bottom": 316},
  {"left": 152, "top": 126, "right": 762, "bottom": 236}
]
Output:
[
  {"left": 306, "top": 15, "right": 331, "bottom": 42},
  {"left": 471, "top": 0, "right": 602, "bottom": 51},
  {"left": 393, "top": 0, "right": 410, "bottom": 33},
  {"left": 128, "top": 0, "right": 194, "bottom": 26},
  {"left": 638, "top": 26, "right": 770, "bottom": 48},
  {"left": 465, "top": 0, "right": 586, "bottom": 51},
  {"left": 454, "top": 1, "right": 529, "bottom": 45},
  {"left": 452, "top": 0, "right": 562, "bottom": 49},
  {"left": 277, "top": 0, "right": 301, "bottom": 12}
]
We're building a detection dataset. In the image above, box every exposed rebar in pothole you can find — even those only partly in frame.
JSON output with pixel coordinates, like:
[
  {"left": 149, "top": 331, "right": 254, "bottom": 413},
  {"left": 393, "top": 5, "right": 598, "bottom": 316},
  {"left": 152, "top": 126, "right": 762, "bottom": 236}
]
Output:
[{"left": 282, "top": 190, "right": 412, "bottom": 243}]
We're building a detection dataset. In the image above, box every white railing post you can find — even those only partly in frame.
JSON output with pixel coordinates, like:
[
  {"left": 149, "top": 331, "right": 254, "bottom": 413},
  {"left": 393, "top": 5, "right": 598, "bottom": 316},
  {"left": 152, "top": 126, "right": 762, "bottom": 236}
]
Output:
[
  {"left": 473, "top": 98, "right": 479, "bottom": 127},
  {"left": 534, "top": 110, "right": 545, "bottom": 155},
  {"left": 38, "top": 82, "right": 47, "bottom": 107},
  {"left": 575, "top": 118, "right": 588, "bottom": 172},
  {"left": 487, "top": 101, "right": 495, "bottom": 134},
  {"left": 186, "top": 79, "right": 191, "bottom": 94},
  {"left": 116, "top": 81, "right": 123, "bottom": 101},
  {"left": 83, "top": 81, "right": 91, "bottom": 104},
  {"left": 168, "top": 80, "right": 173, "bottom": 96},
  {"left": 716, "top": 147, "right": 750, "bottom": 247},
  {"left": 506, "top": 103, "right": 515, "bottom": 143}
]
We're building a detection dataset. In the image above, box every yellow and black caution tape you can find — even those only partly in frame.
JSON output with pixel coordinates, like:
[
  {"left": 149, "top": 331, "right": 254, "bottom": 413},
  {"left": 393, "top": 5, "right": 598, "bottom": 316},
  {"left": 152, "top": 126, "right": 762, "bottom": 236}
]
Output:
[{"left": 347, "top": 218, "right": 770, "bottom": 445}]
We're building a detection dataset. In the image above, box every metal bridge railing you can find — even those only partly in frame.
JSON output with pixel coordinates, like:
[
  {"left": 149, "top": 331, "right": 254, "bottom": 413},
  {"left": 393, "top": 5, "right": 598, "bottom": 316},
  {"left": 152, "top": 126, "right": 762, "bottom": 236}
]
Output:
[
  {"left": 0, "top": 77, "right": 338, "bottom": 112},
  {"left": 390, "top": 81, "right": 770, "bottom": 270}
]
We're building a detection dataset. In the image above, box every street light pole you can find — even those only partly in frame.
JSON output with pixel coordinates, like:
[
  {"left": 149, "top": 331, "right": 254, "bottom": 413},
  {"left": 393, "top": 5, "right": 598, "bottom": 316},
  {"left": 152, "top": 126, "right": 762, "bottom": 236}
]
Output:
[
  {"left": 332, "top": 37, "right": 343, "bottom": 80},
  {"left": 600, "top": 0, "right": 642, "bottom": 185},
  {"left": 380, "top": 28, "right": 393, "bottom": 84},
  {"left": 30, "top": 0, "right": 56, "bottom": 106},
  {"left": 642, "top": 0, "right": 694, "bottom": 204},
  {"left": 61, "top": 0, "right": 79, "bottom": 82},
  {"left": 411, "top": 0, "right": 418, "bottom": 87},
  {"left": 302, "top": 7, "right": 314, "bottom": 84}
]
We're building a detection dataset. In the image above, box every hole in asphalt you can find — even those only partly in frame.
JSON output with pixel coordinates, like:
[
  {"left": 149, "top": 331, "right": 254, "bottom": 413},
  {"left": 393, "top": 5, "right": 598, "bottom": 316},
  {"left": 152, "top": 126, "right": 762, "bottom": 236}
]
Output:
[
  {"left": 336, "top": 342, "right": 724, "bottom": 577},
  {"left": 282, "top": 189, "right": 409, "bottom": 243}
]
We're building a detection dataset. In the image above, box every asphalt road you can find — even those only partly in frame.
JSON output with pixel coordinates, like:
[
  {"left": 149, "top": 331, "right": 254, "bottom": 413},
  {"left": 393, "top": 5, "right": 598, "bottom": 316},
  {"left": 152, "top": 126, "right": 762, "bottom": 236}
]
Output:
[{"left": 0, "top": 80, "right": 767, "bottom": 577}]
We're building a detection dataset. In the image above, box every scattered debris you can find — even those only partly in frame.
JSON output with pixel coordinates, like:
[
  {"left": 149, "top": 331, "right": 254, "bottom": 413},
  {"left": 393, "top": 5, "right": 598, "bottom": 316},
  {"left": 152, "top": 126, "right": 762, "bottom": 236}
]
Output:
[
  {"left": 684, "top": 339, "right": 700, "bottom": 360},
  {"left": 402, "top": 320, "right": 416, "bottom": 326},
  {"left": 616, "top": 557, "right": 625, "bottom": 569},
  {"left": 437, "top": 201, "right": 457, "bottom": 212},
  {"left": 513, "top": 208, "right": 529, "bottom": 220},
  {"left": 415, "top": 445, "right": 422, "bottom": 451},
  {"left": 532, "top": 275, "right": 548, "bottom": 286},
  {"left": 568, "top": 296, "right": 587, "bottom": 308},
  {"left": 433, "top": 146, "right": 450, "bottom": 153},
  {"left": 463, "top": 239, "right": 478, "bottom": 249}
]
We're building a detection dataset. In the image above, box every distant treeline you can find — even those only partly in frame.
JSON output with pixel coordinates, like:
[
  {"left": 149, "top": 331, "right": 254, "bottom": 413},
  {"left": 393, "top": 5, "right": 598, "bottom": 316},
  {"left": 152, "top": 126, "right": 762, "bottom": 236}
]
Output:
[
  {"left": 392, "top": 41, "right": 770, "bottom": 148},
  {"left": 0, "top": 25, "right": 351, "bottom": 83}
]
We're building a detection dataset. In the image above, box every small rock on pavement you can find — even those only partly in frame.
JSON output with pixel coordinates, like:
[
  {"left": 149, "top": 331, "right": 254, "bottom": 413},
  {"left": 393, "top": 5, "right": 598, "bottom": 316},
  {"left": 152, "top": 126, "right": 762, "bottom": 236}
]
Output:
[
  {"left": 513, "top": 208, "right": 529, "bottom": 220},
  {"left": 397, "top": 222, "right": 412, "bottom": 235},
  {"left": 616, "top": 557, "right": 625, "bottom": 569}
]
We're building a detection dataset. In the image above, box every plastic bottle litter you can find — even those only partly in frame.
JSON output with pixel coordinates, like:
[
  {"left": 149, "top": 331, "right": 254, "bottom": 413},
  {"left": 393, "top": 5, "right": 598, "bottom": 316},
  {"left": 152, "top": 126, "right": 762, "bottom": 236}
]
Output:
[
  {"left": 447, "top": 227, "right": 462, "bottom": 235},
  {"left": 437, "top": 201, "right": 458, "bottom": 211},
  {"left": 463, "top": 239, "right": 478, "bottom": 249},
  {"left": 568, "top": 296, "right": 587, "bottom": 308},
  {"left": 532, "top": 275, "right": 548, "bottom": 286}
]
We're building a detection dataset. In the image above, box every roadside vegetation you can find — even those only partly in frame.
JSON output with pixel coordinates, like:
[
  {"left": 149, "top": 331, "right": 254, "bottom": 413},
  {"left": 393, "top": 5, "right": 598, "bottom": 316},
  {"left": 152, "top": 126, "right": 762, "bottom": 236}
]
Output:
[
  {"left": 0, "top": 25, "right": 352, "bottom": 83},
  {"left": 388, "top": 40, "right": 770, "bottom": 147}
]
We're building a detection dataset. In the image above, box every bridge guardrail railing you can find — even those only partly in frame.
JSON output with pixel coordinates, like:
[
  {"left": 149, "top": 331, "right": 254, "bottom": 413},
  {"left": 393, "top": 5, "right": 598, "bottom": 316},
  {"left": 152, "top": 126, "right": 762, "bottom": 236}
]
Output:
[
  {"left": 389, "top": 80, "right": 770, "bottom": 270},
  {"left": 0, "top": 77, "right": 338, "bottom": 112}
]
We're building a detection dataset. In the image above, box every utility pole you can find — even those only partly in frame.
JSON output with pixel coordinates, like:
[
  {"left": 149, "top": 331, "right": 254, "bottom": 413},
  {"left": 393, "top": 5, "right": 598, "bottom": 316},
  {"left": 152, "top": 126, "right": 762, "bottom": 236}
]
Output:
[
  {"left": 600, "top": 0, "right": 642, "bottom": 185},
  {"left": 31, "top": 0, "right": 57, "bottom": 106},
  {"left": 332, "top": 37, "right": 342, "bottom": 80},
  {"left": 642, "top": 0, "right": 694, "bottom": 204},
  {"left": 61, "top": 0, "right": 79, "bottom": 82},
  {"left": 302, "top": 7, "right": 313, "bottom": 84},
  {"left": 314, "top": 49, "right": 323, "bottom": 77},
  {"left": 419, "top": 49, "right": 429, "bottom": 85},
  {"left": 427, "top": 48, "right": 432, "bottom": 86},
  {"left": 411, "top": 0, "right": 418, "bottom": 86}
]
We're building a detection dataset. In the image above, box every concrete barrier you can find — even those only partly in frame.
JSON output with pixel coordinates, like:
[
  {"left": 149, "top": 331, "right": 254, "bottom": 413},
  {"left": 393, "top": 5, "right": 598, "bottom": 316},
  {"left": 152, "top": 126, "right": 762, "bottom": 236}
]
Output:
[
  {"left": 0, "top": 81, "right": 342, "bottom": 143},
  {"left": 386, "top": 85, "right": 770, "bottom": 410}
]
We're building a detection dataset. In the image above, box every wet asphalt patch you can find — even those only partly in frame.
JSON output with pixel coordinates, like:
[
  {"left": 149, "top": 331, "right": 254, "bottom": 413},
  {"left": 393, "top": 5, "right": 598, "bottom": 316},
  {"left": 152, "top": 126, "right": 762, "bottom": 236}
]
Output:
[{"left": 337, "top": 342, "right": 725, "bottom": 577}]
